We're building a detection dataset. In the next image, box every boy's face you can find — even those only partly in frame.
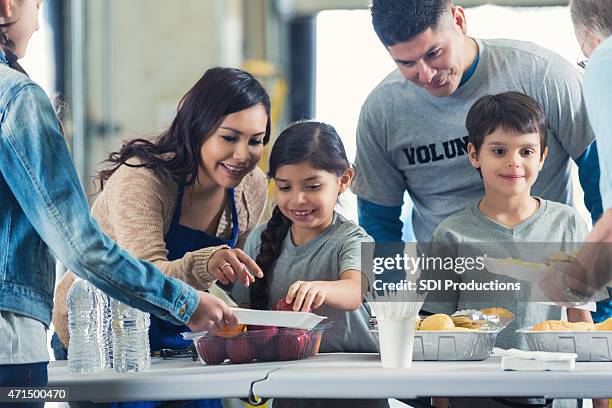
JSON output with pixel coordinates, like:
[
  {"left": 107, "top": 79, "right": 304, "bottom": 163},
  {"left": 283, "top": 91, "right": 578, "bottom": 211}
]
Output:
[{"left": 468, "top": 128, "right": 547, "bottom": 198}]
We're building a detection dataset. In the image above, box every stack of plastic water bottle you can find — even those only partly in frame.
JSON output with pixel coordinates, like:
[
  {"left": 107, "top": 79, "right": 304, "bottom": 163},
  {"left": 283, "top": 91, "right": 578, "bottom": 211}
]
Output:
[{"left": 67, "top": 277, "right": 150, "bottom": 375}]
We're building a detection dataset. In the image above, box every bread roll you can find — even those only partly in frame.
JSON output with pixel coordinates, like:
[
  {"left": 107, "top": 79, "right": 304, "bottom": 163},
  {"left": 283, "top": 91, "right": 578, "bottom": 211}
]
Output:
[
  {"left": 595, "top": 317, "right": 612, "bottom": 331},
  {"left": 568, "top": 322, "right": 595, "bottom": 332},
  {"left": 419, "top": 314, "right": 454, "bottom": 331},
  {"left": 530, "top": 320, "right": 594, "bottom": 332}
]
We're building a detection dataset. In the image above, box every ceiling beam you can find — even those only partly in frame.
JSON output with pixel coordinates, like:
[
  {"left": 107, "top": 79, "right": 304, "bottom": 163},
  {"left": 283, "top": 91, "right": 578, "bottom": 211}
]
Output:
[{"left": 275, "top": 0, "right": 568, "bottom": 17}]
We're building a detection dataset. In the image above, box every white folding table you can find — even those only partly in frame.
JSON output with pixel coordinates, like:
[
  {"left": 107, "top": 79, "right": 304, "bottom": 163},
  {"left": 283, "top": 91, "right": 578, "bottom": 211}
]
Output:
[{"left": 48, "top": 353, "right": 612, "bottom": 403}]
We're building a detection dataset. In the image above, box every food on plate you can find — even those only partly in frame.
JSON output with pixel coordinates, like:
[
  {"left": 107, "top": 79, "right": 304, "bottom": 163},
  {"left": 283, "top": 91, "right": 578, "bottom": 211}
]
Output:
[
  {"left": 196, "top": 336, "right": 227, "bottom": 365},
  {"left": 480, "top": 307, "right": 515, "bottom": 320},
  {"left": 215, "top": 323, "right": 246, "bottom": 338},
  {"left": 545, "top": 251, "right": 577, "bottom": 264},
  {"left": 226, "top": 336, "right": 255, "bottom": 364},
  {"left": 530, "top": 320, "right": 595, "bottom": 332},
  {"left": 501, "top": 257, "right": 541, "bottom": 269},
  {"left": 595, "top": 317, "right": 612, "bottom": 331},
  {"left": 419, "top": 314, "right": 455, "bottom": 331},
  {"left": 451, "top": 315, "right": 485, "bottom": 330}
]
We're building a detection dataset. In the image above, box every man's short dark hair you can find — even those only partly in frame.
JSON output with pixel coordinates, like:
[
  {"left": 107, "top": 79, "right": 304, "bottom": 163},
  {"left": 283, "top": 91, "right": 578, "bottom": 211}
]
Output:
[
  {"left": 570, "top": 0, "right": 612, "bottom": 38},
  {"left": 371, "top": 0, "right": 452, "bottom": 47},
  {"left": 466, "top": 92, "right": 548, "bottom": 157}
]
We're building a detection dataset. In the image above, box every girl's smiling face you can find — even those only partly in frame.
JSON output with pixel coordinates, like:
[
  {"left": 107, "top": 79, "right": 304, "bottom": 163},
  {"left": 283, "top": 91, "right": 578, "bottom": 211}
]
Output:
[{"left": 274, "top": 161, "right": 353, "bottom": 242}]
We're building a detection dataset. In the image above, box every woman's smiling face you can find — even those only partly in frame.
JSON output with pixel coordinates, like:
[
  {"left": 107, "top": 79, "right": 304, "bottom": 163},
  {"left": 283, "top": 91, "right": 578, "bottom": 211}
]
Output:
[{"left": 197, "top": 104, "right": 268, "bottom": 189}]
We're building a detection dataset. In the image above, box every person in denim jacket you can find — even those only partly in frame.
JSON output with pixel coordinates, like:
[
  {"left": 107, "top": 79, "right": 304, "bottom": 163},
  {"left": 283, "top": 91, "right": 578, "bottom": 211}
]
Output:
[{"left": 0, "top": 0, "right": 237, "bottom": 396}]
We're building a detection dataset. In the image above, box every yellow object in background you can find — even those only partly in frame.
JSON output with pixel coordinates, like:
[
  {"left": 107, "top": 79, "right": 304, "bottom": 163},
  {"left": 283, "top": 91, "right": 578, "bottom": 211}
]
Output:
[{"left": 242, "top": 59, "right": 288, "bottom": 223}]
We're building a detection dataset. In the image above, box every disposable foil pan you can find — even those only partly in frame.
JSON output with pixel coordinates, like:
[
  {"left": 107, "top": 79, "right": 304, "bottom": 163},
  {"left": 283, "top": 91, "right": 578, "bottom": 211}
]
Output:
[
  {"left": 412, "top": 331, "right": 499, "bottom": 361},
  {"left": 371, "top": 329, "right": 499, "bottom": 361},
  {"left": 517, "top": 328, "right": 612, "bottom": 361}
]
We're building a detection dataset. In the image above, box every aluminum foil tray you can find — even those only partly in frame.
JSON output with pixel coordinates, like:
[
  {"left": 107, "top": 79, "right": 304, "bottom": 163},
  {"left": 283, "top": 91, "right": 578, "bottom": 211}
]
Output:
[
  {"left": 371, "top": 329, "right": 499, "bottom": 361},
  {"left": 517, "top": 328, "right": 612, "bottom": 361},
  {"left": 412, "top": 331, "right": 499, "bottom": 361}
]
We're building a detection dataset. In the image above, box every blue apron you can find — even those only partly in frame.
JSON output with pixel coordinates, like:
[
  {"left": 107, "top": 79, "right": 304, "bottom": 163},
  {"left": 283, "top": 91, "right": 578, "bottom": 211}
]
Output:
[
  {"left": 112, "top": 188, "right": 239, "bottom": 408},
  {"left": 149, "top": 188, "right": 239, "bottom": 351}
]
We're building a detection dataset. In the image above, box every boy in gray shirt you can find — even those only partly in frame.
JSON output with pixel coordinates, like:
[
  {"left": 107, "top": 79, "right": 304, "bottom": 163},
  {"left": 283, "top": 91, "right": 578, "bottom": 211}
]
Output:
[
  {"left": 423, "top": 92, "right": 595, "bottom": 408},
  {"left": 423, "top": 91, "right": 593, "bottom": 348}
]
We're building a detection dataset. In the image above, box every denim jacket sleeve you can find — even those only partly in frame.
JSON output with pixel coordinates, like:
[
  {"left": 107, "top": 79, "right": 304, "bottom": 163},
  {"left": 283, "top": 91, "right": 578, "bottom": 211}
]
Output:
[{"left": 0, "top": 81, "right": 198, "bottom": 326}]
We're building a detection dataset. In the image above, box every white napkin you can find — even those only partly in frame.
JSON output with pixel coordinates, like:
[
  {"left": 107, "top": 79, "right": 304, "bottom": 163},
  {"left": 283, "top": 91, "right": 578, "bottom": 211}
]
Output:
[{"left": 493, "top": 348, "right": 577, "bottom": 371}]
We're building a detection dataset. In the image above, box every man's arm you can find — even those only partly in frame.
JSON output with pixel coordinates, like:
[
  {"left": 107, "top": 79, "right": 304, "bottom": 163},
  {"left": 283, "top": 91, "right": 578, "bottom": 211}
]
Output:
[
  {"left": 357, "top": 198, "right": 403, "bottom": 243},
  {"left": 575, "top": 141, "right": 603, "bottom": 223}
]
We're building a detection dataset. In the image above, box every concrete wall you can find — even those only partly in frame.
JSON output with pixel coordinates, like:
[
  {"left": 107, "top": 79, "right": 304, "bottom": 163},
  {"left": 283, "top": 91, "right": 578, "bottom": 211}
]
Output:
[{"left": 82, "top": 0, "right": 243, "bottom": 191}]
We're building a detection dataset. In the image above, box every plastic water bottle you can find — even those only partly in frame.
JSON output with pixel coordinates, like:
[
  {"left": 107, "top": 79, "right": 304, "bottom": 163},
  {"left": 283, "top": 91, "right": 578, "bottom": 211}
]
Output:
[
  {"left": 96, "top": 289, "right": 113, "bottom": 369},
  {"left": 111, "top": 298, "right": 151, "bottom": 373},
  {"left": 67, "top": 278, "right": 103, "bottom": 375}
]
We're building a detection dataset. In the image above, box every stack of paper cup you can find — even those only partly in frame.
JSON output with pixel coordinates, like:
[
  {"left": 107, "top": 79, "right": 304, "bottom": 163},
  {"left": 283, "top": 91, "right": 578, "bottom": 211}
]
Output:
[{"left": 378, "top": 316, "right": 417, "bottom": 368}]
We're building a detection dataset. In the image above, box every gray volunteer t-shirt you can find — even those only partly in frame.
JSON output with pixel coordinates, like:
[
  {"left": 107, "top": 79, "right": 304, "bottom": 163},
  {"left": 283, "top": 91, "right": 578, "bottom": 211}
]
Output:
[
  {"left": 423, "top": 199, "right": 588, "bottom": 349},
  {"left": 232, "top": 212, "right": 378, "bottom": 353},
  {"left": 352, "top": 38, "right": 594, "bottom": 242}
]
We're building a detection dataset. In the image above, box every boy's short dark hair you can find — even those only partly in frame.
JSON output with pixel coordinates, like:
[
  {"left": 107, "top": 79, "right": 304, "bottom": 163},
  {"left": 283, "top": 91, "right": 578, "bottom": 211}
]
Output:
[
  {"left": 371, "top": 0, "right": 452, "bottom": 47},
  {"left": 466, "top": 92, "right": 548, "bottom": 157}
]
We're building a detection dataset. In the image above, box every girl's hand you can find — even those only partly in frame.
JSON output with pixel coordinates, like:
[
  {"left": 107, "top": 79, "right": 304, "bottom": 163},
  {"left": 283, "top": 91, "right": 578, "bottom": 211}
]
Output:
[
  {"left": 208, "top": 248, "right": 263, "bottom": 287},
  {"left": 286, "top": 280, "right": 327, "bottom": 312}
]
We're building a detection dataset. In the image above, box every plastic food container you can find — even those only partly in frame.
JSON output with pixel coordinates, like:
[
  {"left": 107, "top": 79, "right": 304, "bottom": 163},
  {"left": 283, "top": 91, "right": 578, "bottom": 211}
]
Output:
[
  {"left": 517, "top": 327, "right": 612, "bottom": 361},
  {"left": 182, "top": 324, "right": 328, "bottom": 365}
]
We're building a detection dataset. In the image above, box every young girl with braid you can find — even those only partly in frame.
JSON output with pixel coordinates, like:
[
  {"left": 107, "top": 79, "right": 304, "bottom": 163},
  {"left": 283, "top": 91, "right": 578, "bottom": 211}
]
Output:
[{"left": 232, "top": 121, "right": 388, "bottom": 408}]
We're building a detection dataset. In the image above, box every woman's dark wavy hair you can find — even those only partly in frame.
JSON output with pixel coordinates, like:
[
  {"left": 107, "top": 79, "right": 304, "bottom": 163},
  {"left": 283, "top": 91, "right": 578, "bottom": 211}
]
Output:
[
  {"left": 96, "top": 67, "right": 271, "bottom": 190},
  {"left": 249, "top": 121, "right": 351, "bottom": 310}
]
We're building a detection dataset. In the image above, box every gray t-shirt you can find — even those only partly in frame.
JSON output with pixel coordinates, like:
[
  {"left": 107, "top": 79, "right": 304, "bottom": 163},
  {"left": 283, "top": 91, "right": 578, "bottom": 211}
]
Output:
[
  {"left": 232, "top": 212, "right": 378, "bottom": 353},
  {"left": 423, "top": 199, "right": 588, "bottom": 349},
  {"left": 352, "top": 38, "right": 594, "bottom": 243}
]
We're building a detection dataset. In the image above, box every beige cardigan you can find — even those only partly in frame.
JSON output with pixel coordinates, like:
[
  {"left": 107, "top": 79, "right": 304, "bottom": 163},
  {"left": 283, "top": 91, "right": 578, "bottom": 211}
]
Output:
[{"left": 52, "top": 163, "right": 267, "bottom": 346}]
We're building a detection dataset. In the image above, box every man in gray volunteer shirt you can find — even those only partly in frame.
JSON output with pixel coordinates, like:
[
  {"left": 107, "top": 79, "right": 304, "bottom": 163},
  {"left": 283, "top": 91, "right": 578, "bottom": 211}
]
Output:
[{"left": 353, "top": 0, "right": 602, "bottom": 244}]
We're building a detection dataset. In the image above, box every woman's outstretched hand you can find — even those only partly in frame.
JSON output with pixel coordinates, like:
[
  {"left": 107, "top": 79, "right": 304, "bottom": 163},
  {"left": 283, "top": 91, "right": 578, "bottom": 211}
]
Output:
[{"left": 208, "top": 248, "right": 263, "bottom": 287}]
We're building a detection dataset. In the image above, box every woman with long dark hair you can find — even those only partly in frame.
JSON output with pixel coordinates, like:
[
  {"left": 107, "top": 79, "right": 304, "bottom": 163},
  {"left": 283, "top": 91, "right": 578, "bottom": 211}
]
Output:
[{"left": 52, "top": 67, "right": 270, "bottom": 408}]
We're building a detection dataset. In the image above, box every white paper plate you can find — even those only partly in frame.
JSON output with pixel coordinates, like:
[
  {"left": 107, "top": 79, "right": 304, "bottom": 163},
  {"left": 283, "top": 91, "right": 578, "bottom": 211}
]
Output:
[
  {"left": 231, "top": 307, "right": 326, "bottom": 329},
  {"left": 483, "top": 257, "right": 546, "bottom": 283},
  {"left": 484, "top": 258, "right": 595, "bottom": 311}
]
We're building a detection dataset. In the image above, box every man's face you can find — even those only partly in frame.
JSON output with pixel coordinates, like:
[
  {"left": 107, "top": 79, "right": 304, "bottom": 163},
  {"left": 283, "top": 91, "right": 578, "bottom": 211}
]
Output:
[{"left": 387, "top": 7, "right": 471, "bottom": 97}]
